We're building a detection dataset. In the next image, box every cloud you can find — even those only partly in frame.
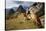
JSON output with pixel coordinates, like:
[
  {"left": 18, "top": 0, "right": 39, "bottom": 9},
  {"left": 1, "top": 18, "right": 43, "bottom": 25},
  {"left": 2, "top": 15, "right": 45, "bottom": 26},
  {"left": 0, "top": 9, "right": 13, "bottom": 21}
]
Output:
[
  {"left": 6, "top": 0, "right": 34, "bottom": 9},
  {"left": 13, "top": 1, "right": 24, "bottom": 4},
  {"left": 6, "top": 0, "right": 20, "bottom": 8}
]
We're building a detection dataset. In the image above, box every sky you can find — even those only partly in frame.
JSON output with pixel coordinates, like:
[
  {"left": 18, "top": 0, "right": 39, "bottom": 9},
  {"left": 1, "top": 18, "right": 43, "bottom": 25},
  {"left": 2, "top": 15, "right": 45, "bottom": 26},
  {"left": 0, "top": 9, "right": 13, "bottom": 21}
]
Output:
[
  {"left": 6, "top": 0, "right": 34, "bottom": 9},
  {"left": 6, "top": 0, "right": 35, "bottom": 15}
]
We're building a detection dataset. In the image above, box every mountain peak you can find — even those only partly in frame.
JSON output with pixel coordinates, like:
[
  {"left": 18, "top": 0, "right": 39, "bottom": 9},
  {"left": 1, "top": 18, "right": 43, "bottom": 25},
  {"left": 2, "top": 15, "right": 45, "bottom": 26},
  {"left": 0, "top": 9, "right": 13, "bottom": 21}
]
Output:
[{"left": 16, "top": 5, "right": 26, "bottom": 13}]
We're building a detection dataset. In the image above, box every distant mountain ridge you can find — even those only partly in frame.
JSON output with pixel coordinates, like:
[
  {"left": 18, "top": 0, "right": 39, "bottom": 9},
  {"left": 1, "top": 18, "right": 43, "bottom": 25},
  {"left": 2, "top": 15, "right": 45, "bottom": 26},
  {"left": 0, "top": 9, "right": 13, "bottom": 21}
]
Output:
[{"left": 5, "top": 5, "right": 29, "bottom": 20}]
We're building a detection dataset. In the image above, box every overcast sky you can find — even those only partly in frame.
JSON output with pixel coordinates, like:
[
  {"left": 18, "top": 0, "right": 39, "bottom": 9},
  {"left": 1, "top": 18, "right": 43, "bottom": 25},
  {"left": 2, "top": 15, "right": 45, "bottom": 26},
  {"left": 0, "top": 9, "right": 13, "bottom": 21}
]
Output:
[{"left": 6, "top": 0, "right": 34, "bottom": 9}]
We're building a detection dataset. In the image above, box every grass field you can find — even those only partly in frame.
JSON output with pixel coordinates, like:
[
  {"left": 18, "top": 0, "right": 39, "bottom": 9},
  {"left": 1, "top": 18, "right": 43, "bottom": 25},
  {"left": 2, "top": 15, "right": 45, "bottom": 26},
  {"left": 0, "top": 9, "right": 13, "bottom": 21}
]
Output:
[{"left": 6, "top": 13, "right": 44, "bottom": 30}]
